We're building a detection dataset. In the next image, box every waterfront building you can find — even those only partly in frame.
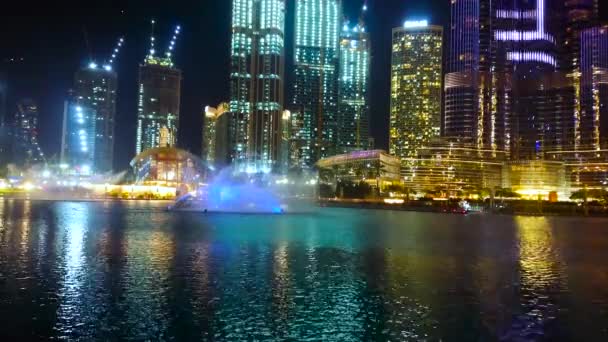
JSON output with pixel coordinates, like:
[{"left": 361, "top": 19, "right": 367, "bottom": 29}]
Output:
[
  {"left": 203, "top": 103, "right": 229, "bottom": 169},
  {"left": 72, "top": 63, "right": 118, "bottom": 172},
  {"left": 229, "top": 0, "right": 286, "bottom": 173},
  {"left": 338, "top": 21, "right": 370, "bottom": 153},
  {"left": 316, "top": 150, "right": 401, "bottom": 195},
  {"left": 504, "top": 160, "right": 567, "bottom": 200},
  {"left": 292, "top": 0, "right": 342, "bottom": 168},
  {"left": 136, "top": 25, "right": 182, "bottom": 155},
  {"left": 402, "top": 138, "right": 504, "bottom": 197},
  {"left": 546, "top": 149, "right": 608, "bottom": 191},
  {"left": 13, "top": 98, "right": 45, "bottom": 166},
  {"left": 131, "top": 147, "right": 205, "bottom": 192},
  {"left": 389, "top": 20, "right": 442, "bottom": 161}
]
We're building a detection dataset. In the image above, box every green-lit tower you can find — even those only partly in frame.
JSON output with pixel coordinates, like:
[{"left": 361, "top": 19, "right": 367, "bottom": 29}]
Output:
[
  {"left": 291, "top": 0, "right": 342, "bottom": 168},
  {"left": 229, "top": 0, "right": 286, "bottom": 173},
  {"left": 338, "top": 16, "right": 370, "bottom": 154}
]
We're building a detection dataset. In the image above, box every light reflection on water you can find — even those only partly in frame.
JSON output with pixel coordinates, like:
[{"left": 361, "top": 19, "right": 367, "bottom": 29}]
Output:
[{"left": 0, "top": 200, "right": 607, "bottom": 340}]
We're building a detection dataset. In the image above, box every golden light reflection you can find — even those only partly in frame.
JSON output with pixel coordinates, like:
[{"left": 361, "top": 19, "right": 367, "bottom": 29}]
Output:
[
  {"left": 516, "top": 216, "right": 564, "bottom": 288},
  {"left": 512, "top": 216, "right": 566, "bottom": 337}
]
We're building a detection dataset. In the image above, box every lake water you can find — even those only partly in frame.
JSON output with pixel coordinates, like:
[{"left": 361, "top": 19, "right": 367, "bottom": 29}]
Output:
[{"left": 1, "top": 199, "right": 607, "bottom": 340}]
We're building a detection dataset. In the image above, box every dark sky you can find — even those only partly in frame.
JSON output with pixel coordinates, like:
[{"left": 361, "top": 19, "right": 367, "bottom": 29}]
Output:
[{"left": 1, "top": 1, "right": 605, "bottom": 170}]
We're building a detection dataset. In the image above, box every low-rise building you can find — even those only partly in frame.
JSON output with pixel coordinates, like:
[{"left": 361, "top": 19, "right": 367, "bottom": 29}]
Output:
[{"left": 316, "top": 150, "right": 401, "bottom": 195}]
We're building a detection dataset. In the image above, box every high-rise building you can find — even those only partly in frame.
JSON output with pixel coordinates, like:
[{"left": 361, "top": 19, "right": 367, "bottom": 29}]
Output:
[
  {"left": 338, "top": 20, "right": 370, "bottom": 153},
  {"left": 72, "top": 63, "right": 118, "bottom": 172},
  {"left": 136, "top": 24, "right": 182, "bottom": 155},
  {"left": 389, "top": 20, "right": 443, "bottom": 162},
  {"left": 13, "top": 98, "right": 45, "bottom": 166},
  {"left": 229, "top": 0, "right": 286, "bottom": 173},
  {"left": 203, "top": 103, "right": 229, "bottom": 169},
  {"left": 292, "top": 0, "right": 342, "bottom": 168},
  {"left": 445, "top": 0, "right": 568, "bottom": 158},
  {"left": 61, "top": 93, "right": 96, "bottom": 175},
  {"left": 580, "top": 25, "right": 608, "bottom": 150}
]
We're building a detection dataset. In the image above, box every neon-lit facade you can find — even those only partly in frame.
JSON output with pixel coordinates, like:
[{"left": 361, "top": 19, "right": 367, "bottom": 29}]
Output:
[
  {"left": 229, "top": 0, "right": 286, "bottom": 173},
  {"left": 292, "top": 0, "right": 342, "bottom": 168},
  {"left": 390, "top": 23, "right": 442, "bottom": 164},
  {"left": 338, "top": 22, "right": 370, "bottom": 153},
  {"left": 445, "top": 0, "right": 570, "bottom": 159},
  {"left": 136, "top": 25, "right": 182, "bottom": 155}
]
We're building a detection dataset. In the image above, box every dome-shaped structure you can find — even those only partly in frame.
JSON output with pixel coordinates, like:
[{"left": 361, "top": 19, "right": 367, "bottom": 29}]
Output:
[{"left": 130, "top": 147, "right": 206, "bottom": 189}]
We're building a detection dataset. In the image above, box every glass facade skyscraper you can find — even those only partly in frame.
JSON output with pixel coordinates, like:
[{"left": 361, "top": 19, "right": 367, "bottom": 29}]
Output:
[
  {"left": 445, "top": 0, "right": 571, "bottom": 159},
  {"left": 61, "top": 94, "right": 96, "bottom": 175},
  {"left": 136, "top": 55, "right": 182, "bottom": 155},
  {"left": 338, "top": 22, "right": 370, "bottom": 154},
  {"left": 72, "top": 65, "right": 117, "bottom": 172},
  {"left": 390, "top": 22, "right": 443, "bottom": 162},
  {"left": 291, "top": 0, "right": 341, "bottom": 168},
  {"left": 229, "top": 0, "right": 286, "bottom": 173}
]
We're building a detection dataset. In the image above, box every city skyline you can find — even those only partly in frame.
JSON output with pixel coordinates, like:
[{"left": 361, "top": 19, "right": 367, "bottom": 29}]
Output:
[{"left": 0, "top": 0, "right": 456, "bottom": 170}]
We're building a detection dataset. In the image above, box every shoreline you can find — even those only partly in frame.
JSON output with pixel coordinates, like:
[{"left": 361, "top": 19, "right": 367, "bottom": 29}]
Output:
[{"left": 320, "top": 199, "right": 608, "bottom": 218}]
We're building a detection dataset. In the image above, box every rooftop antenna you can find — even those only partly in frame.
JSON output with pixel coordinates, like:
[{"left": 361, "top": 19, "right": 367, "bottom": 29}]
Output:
[{"left": 165, "top": 24, "right": 181, "bottom": 63}]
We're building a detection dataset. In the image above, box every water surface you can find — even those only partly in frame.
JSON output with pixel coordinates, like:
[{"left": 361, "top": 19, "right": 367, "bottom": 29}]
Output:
[{"left": 1, "top": 200, "right": 607, "bottom": 340}]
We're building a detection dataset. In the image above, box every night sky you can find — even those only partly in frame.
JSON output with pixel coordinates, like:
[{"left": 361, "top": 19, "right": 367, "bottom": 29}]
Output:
[{"left": 0, "top": 1, "right": 605, "bottom": 170}]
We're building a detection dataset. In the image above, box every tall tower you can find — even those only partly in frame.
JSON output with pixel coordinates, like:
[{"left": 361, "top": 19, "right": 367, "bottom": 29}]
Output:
[
  {"left": 338, "top": 16, "right": 370, "bottom": 154},
  {"left": 390, "top": 21, "right": 443, "bottom": 161},
  {"left": 73, "top": 62, "right": 118, "bottom": 173},
  {"left": 580, "top": 25, "right": 608, "bottom": 150},
  {"left": 14, "top": 98, "right": 45, "bottom": 166},
  {"left": 229, "top": 0, "right": 286, "bottom": 173},
  {"left": 445, "top": 0, "right": 567, "bottom": 158},
  {"left": 63, "top": 37, "right": 123, "bottom": 173},
  {"left": 292, "top": 0, "right": 342, "bottom": 168},
  {"left": 136, "top": 23, "right": 182, "bottom": 154}
]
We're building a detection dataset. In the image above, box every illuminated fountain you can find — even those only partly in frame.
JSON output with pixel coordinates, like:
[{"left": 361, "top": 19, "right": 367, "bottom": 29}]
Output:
[{"left": 171, "top": 169, "right": 288, "bottom": 214}]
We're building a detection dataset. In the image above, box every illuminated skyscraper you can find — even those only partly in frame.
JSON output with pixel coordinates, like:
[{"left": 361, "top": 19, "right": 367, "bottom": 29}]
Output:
[
  {"left": 72, "top": 63, "right": 118, "bottom": 172},
  {"left": 14, "top": 98, "right": 45, "bottom": 166},
  {"left": 292, "top": 0, "right": 342, "bottom": 168},
  {"left": 229, "top": 0, "right": 285, "bottom": 173},
  {"left": 580, "top": 25, "right": 608, "bottom": 150},
  {"left": 390, "top": 21, "right": 443, "bottom": 161},
  {"left": 445, "top": 0, "right": 568, "bottom": 158},
  {"left": 338, "top": 20, "right": 370, "bottom": 153},
  {"left": 61, "top": 93, "right": 96, "bottom": 175},
  {"left": 203, "top": 103, "right": 229, "bottom": 168},
  {"left": 136, "top": 23, "right": 182, "bottom": 154}
]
